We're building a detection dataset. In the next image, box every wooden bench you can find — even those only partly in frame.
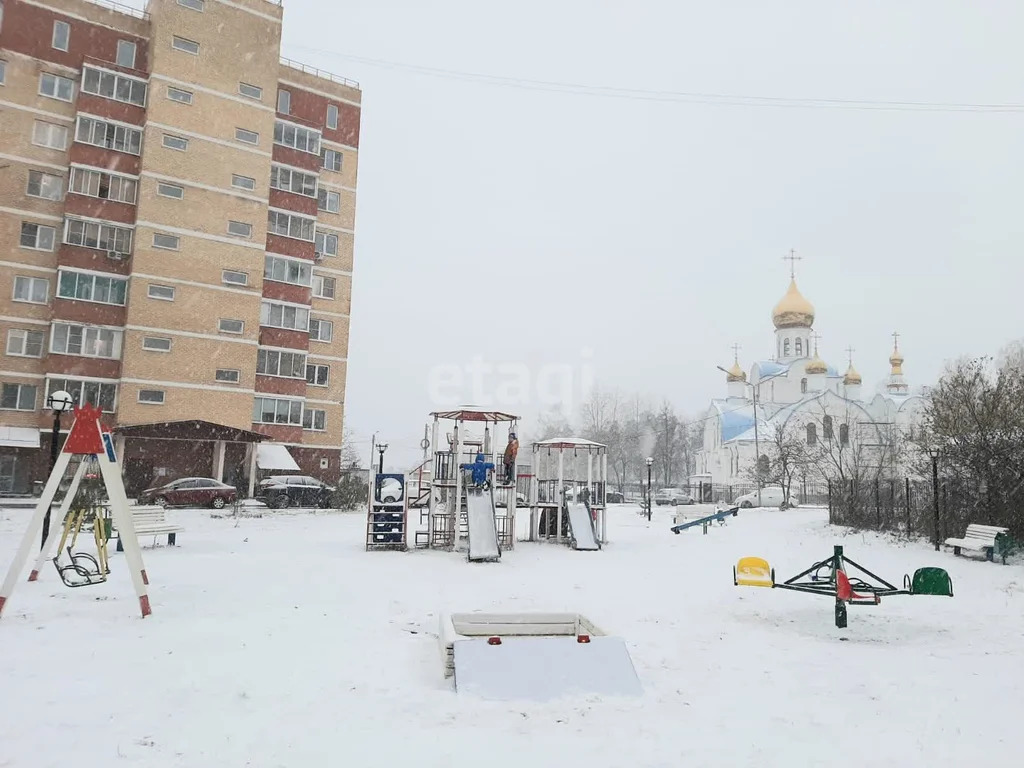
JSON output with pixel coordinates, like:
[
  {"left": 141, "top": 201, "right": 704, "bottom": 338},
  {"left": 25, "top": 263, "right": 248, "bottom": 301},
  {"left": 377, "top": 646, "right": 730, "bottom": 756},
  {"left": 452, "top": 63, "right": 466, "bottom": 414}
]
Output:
[
  {"left": 944, "top": 523, "right": 1010, "bottom": 564},
  {"left": 113, "top": 505, "right": 185, "bottom": 551}
]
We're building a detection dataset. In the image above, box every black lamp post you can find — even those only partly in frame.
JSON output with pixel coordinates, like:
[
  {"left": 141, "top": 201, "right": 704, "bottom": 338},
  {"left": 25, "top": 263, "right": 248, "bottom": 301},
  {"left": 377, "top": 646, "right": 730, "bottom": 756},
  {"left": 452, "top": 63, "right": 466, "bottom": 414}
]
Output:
[
  {"left": 377, "top": 442, "right": 388, "bottom": 475},
  {"left": 41, "top": 389, "right": 75, "bottom": 549},
  {"left": 645, "top": 456, "right": 654, "bottom": 521},
  {"left": 928, "top": 445, "right": 941, "bottom": 550}
]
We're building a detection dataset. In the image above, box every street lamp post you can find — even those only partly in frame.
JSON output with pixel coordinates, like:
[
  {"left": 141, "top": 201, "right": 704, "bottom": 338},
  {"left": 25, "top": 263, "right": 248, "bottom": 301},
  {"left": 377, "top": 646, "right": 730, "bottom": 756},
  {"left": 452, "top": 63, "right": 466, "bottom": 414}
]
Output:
[
  {"left": 41, "top": 389, "right": 75, "bottom": 550},
  {"left": 645, "top": 456, "right": 654, "bottom": 521},
  {"left": 377, "top": 442, "right": 388, "bottom": 475},
  {"left": 928, "top": 446, "right": 941, "bottom": 550},
  {"left": 716, "top": 366, "right": 788, "bottom": 507}
]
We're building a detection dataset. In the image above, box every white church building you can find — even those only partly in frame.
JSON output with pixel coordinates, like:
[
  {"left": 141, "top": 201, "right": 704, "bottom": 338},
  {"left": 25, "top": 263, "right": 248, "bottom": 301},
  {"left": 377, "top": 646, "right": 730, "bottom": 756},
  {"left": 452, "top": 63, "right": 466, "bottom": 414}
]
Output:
[{"left": 695, "top": 274, "right": 924, "bottom": 489}]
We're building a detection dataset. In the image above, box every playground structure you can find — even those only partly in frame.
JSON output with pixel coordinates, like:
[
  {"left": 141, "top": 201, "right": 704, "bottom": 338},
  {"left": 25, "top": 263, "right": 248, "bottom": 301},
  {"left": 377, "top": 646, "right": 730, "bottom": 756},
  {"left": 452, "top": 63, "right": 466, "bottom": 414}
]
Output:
[
  {"left": 670, "top": 505, "right": 739, "bottom": 535},
  {"left": 439, "top": 611, "right": 642, "bottom": 700},
  {"left": 528, "top": 438, "right": 607, "bottom": 550},
  {"left": 733, "top": 544, "right": 954, "bottom": 628},
  {"left": 0, "top": 404, "right": 151, "bottom": 619},
  {"left": 365, "top": 459, "right": 409, "bottom": 551},
  {"left": 408, "top": 408, "right": 518, "bottom": 560}
]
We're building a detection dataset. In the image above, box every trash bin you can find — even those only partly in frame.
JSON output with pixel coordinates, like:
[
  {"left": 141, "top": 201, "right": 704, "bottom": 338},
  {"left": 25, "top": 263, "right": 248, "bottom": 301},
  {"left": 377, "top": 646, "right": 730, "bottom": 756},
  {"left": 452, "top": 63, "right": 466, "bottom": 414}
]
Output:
[{"left": 32, "top": 480, "right": 44, "bottom": 497}]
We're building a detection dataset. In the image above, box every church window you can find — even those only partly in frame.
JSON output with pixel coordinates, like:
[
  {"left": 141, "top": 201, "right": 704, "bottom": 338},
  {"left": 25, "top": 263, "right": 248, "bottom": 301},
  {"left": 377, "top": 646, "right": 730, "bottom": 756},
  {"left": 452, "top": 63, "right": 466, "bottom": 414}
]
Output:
[
  {"left": 839, "top": 424, "right": 849, "bottom": 445},
  {"left": 806, "top": 423, "right": 817, "bottom": 445},
  {"left": 783, "top": 339, "right": 791, "bottom": 357},
  {"left": 801, "top": 378, "right": 807, "bottom": 394},
  {"left": 795, "top": 337, "right": 803, "bottom": 356},
  {"left": 823, "top": 415, "right": 833, "bottom": 439}
]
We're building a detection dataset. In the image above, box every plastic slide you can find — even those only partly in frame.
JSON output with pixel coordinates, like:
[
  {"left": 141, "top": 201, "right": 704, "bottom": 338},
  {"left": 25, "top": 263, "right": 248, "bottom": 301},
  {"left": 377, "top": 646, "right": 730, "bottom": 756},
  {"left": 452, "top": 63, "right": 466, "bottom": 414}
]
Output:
[
  {"left": 565, "top": 503, "right": 600, "bottom": 550},
  {"left": 453, "top": 636, "right": 642, "bottom": 701},
  {"left": 466, "top": 489, "right": 500, "bottom": 562}
]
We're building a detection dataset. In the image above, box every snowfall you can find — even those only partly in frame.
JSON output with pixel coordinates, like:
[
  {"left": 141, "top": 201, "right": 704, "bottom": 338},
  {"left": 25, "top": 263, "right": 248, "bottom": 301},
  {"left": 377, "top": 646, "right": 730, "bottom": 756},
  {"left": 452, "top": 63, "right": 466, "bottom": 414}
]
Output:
[{"left": 1, "top": 501, "right": 1021, "bottom": 768}]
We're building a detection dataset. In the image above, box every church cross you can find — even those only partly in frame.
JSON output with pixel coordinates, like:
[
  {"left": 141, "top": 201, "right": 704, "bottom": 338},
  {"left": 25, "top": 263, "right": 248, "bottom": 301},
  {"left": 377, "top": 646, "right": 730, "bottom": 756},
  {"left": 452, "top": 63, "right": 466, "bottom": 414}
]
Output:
[
  {"left": 782, "top": 249, "right": 802, "bottom": 279},
  {"left": 731, "top": 342, "right": 741, "bottom": 362},
  {"left": 891, "top": 330, "right": 900, "bottom": 350},
  {"left": 812, "top": 331, "right": 822, "bottom": 355},
  {"left": 845, "top": 345, "right": 855, "bottom": 366}
]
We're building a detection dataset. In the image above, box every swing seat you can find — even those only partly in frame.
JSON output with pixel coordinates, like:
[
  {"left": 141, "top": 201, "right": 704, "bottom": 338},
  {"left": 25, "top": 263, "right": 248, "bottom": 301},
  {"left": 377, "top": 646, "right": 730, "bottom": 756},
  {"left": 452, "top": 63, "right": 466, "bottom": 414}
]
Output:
[
  {"left": 52, "top": 549, "right": 108, "bottom": 588},
  {"left": 734, "top": 557, "right": 774, "bottom": 587},
  {"left": 904, "top": 567, "right": 954, "bottom": 597}
]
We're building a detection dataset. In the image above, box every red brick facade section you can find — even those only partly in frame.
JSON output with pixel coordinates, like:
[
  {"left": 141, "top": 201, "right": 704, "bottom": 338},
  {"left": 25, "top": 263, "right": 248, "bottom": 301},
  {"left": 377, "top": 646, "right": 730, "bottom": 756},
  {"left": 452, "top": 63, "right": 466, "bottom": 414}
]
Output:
[
  {"left": 75, "top": 92, "right": 147, "bottom": 127},
  {"left": 51, "top": 297, "right": 127, "bottom": 327},
  {"left": 0, "top": 2, "right": 150, "bottom": 74},
  {"left": 259, "top": 327, "right": 309, "bottom": 351},
  {"left": 289, "top": 446, "right": 341, "bottom": 485},
  {"left": 254, "top": 374, "right": 306, "bottom": 397},
  {"left": 45, "top": 353, "right": 121, "bottom": 380},
  {"left": 69, "top": 144, "right": 142, "bottom": 177},
  {"left": 57, "top": 246, "right": 133, "bottom": 276},
  {"left": 271, "top": 145, "right": 321, "bottom": 174},
  {"left": 280, "top": 83, "right": 360, "bottom": 148},
  {"left": 261, "top": 279, "right": 311, "bottom": 306},
  {"left": 63, "top": 194, "right": 136, "bottom": 225},
  {"left": 251, "top": 423, "right": 303, "bottom": 444},
  {"left": 269, "top": 188, "right": 318, "bottom": 218},
  {"left": 264, "top": 233, "right": 314, "bottom": 260}
]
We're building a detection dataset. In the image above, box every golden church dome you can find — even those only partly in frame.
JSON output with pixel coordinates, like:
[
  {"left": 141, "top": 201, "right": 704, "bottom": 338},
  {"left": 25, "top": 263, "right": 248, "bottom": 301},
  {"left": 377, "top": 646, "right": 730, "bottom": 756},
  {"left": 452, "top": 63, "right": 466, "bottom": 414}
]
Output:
[
  {"left": 726, "top": 360, "right": 746, "bottom": 382},
  {"left": 772, "top": 279, "right": 815, "bottom": 329},
  {"left": 843, "top": 364, "right": 862, "bottom": 385},
  {"left": 889, "top": 342, "right": 904, "bottom": 375},
  {"left": 805, "top": 353, "right": 828, "bottom": 375}
]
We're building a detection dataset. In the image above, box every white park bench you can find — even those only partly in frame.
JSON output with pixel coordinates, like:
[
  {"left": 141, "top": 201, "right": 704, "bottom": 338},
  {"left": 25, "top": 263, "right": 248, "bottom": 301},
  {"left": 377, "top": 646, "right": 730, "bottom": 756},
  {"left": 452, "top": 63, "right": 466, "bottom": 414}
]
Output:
[
  {"left": 944, "top": 523, "right": 1010, "bottom": 564},
  {"left": 113, "top": 505, "right": 185, "bottom": 552}
]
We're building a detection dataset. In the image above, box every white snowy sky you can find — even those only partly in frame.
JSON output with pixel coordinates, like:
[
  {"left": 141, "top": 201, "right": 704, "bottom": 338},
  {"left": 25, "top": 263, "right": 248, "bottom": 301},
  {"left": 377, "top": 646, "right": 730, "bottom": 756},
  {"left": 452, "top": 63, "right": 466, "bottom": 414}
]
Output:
[{"left": 132, "top": 0, "right": 1024, "bottom": 464}]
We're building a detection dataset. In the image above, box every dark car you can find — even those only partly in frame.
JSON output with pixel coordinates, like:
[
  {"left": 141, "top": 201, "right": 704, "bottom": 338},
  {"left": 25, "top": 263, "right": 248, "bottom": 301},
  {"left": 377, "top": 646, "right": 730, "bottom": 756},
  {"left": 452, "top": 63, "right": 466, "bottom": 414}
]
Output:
[
  {"left": 257, "top": 475, "right": 334, "bottom": 509},
  {"left": 606, "top": 490, "right": 625, "bottom": 504},
  {"left": 138, "top": 477, "right": 237, "bottom": 509}
]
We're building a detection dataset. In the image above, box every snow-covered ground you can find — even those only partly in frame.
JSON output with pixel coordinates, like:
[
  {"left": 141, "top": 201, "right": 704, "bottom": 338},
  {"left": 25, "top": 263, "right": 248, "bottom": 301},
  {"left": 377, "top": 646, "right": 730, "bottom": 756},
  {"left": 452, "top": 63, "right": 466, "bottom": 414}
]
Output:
[{"left": 1, "top": 503, "right": 1021, "bottom": 767}]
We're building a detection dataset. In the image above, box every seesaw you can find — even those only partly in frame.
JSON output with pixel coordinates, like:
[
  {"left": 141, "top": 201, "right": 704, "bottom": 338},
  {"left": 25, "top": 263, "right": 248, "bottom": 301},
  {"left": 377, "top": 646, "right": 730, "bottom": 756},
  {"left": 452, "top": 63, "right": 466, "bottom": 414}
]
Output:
[
  {"left": 732, "top": 545, "right": 953, "bottom": 628},
  {"left": 671, "top": 506, "right": 739, "bottom": 534}
]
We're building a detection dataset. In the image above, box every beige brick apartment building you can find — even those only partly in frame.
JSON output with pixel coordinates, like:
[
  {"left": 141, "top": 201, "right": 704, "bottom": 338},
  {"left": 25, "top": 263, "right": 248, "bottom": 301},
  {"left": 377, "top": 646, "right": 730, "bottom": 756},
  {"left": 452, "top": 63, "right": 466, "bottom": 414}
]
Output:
[{"left": 0, "top": 0, "right": 359, "bottom": 495}]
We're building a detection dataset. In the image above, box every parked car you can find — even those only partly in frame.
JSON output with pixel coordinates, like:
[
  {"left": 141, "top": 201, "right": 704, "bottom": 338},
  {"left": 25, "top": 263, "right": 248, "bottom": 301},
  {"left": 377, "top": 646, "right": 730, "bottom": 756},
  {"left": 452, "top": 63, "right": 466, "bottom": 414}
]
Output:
[
  {"left": 377, "top": 477, "right": 403, "bottom": 503},
  {"left": 606, "top": 490, "right": 625, "bottom": 504},
  {"left": 654, "top": 488, "right": 694, "bottom": 506},
  {"left": 734, "top": 486, "right": 792, "bottom": 509},
  {"left": 138, "top": 477, "right": 237, "bottom": 509},
  {"left": 494, "top": 487, "right": 527, "bottom": 508},
  {"left": 257, "top": 475, "right": 334, "bottom": 509}
]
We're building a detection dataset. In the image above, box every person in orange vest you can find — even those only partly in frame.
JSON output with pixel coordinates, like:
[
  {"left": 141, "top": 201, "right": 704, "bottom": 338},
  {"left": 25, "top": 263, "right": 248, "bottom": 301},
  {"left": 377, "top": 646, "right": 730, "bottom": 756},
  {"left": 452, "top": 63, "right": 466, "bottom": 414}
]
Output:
[{"left": 503, "top": 432, "right": 519, "bottom": 485}]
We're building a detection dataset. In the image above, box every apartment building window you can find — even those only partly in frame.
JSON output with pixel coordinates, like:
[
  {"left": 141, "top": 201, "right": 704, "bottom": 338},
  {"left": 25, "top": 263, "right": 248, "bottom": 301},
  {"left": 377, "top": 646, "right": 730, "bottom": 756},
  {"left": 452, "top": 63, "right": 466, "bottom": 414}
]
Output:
[
  {"left": 167, "top": 86, "right": 193, "bottom": 105},
  {"left": 27, "top": 170, "right": 64, "bottom": 201},
  {"left": 161, "top": 134, "right": 188, "bottom": 151},
  {"left": 142, "top": 336, "right": 172, "bottom": 352},
  {"left": 218, "top": 318, "right": 244, "bottom": 334},
  {"left": 321, "top": 148, "right": 342, "bottom": 172},
  {"left": 257, "top": 349, "right": 306, "bottom": 378},
  {"left": 277, "top": 89, "right": 290, "bottom": 114},
  {"left": 32, "top": 120, "right": 69, "bottom": 150},
  {"left": 69, "top": 167, "right": 137, "bottom": 204},
  {"left": 305, "top": 363, "right": 329, "bottom": 387},
  {"left": 326, "top": 104, "right": 338, "bottom": 130},
  {"left": 58, "top": 270, "right": 127, "bottom": 305},
  {"left": 0, "top": 61, "right": 6, "bottom": 85},
  {"left": 260, "top": 301, "right": 309, "bottom": 332},
  {"left": 238, "top": 82, "right": 261, "bottom": 100},
  {"left": 231, "top": 174, "right": 256, "bottom": 191},
  {"left": 309, "top": 318, "right": 333, "bottom": 343},
  {"left": 270, "top": 165, "right": 316, "bottom": 197},
  {"left": 64, "top": 218, "right": 133, "bottom": 253},
  {"left": 235, "top": 128, "right": 259, "bottom": 145},
  {"left": 267, "top": 210, "right": 315, "bottom": 242},
  {"left": 252, "top": 396, "right": 303, "bottom": 426},
  {"left": 6, "top": 329, "right": 46, "bottom": 358},
  {"left": 20, "top": 222, "right": 56, "bottom": 251},
  {"left": 138, "top": 389, "right": 166, "bottom": 404},
  {"left": 82, "top": 66, "right": 147, "bottom": 107},
  {"left": 171, "top": 36, "right": 200, "bottom": 55},
  {"left": 13, "top": 276, "right": 49, "bottom": 304},
  {"left": 178, "top": 0, "right": 205, "bottom": 11},
  {"left": 317, "top": 188, "right": 340, "bottom": 213},
  {"left": 273, "top": 121, "right": 321, "bottom": 154},
  {"left": 315, "top": 230, "right": 338, "bottom": 257},
  {"left": 51, "top": 323, "right": 122, "bottom": 359},
  {"left": 76, "top": 115, "right": 142, "bottom": 155},
  {"left": 312, "top": 275, "right": 336, "bottom": 299},
  {"left": 227, "top": 221, "right": 252, "bottom": 238},
  {"left": 0, "top": 383, "right": 36, "bottom": 411},
  {"left": 264, "top": 255, "right": 312, "bottom": 286},
  {"left": 39, "top": 72, "right": 74, "bottom": 101},
  {"left": 157, "top": 182, "right": 184, "bottom": 199},
  {"left": 52, "top": 20, "right": 70, "bottom": 51},
  {"left": 47, "top": 378, "right": 117, "bottom": 412},
  {"left": 215, "top": 369, "right": 240, "bottom": 384},
  {"left": 116, "top": 40, "right": 137, "bottom": 68},
  {"left": 153, "top": 233, "right": 180, "bottom": 250},
  {"left": 222, "top": 270, "right": 248, "bottom": 286},
  {"left": 303, "top": 408, "right": 326, "bottom": 431},
  {"left": 147, "top": 284, "right": 175, "bottom": 301}
]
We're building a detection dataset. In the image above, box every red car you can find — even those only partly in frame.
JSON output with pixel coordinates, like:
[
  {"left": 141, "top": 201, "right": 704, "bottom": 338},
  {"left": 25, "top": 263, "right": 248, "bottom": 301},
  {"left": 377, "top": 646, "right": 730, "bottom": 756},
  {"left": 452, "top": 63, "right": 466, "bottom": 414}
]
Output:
[{"left": 137, "top": 477, "right": 237, "bottom": 509}]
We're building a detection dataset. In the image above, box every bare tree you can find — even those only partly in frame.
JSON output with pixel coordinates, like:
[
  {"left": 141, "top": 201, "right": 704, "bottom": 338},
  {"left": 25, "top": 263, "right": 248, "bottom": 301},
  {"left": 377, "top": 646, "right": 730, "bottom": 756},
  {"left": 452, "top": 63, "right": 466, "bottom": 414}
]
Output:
[{"left": 755, "top": 421, "right": 812, "bottom": 507}]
